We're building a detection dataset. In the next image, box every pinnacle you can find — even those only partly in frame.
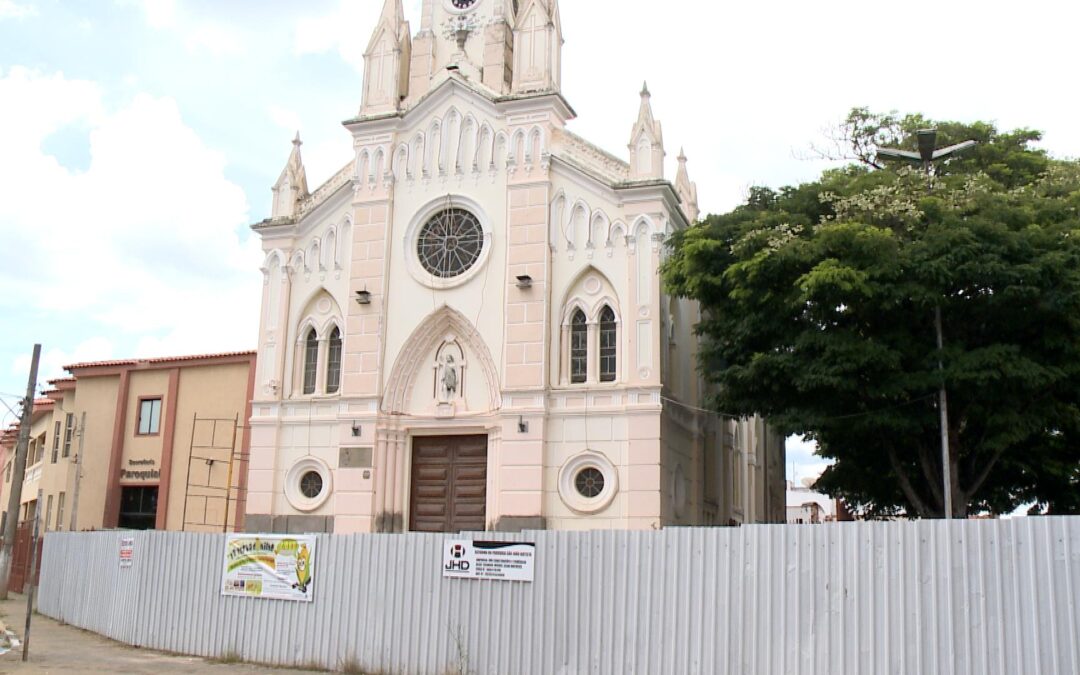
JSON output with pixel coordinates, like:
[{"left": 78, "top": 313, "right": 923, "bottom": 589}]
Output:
[
  {"left": 640, "top": 81, "right": 650, "bottom": 97},
  {"left": 678, "top": 147, "right": 687, "bottom": 162},
  {"left": 292, "top": 131, "right": 302, "bottom": 147}
]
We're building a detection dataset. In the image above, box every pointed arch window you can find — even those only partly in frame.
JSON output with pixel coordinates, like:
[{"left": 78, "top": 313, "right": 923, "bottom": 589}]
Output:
[
  {"left": 326, "top": 327, "right": 342, "bottom": 394},
  {"left": 570, "top": 309, "right": 588, "bottom": 384},
  {"left": 302, "top": 328, "right": 319, "bottom": 395},
  {"left": 599, "top": 306, "right": 617, "bottom": 382}
]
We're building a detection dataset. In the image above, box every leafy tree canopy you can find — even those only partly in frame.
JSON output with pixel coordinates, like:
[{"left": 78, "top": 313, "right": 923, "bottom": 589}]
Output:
[{"left": 663, "top": 108, "right": 1080, "bottom": 518}]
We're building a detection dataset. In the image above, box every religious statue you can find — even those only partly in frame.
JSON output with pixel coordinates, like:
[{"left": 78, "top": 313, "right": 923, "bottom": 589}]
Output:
[{"left": 441, "top": 354, "right": 459, "bottom": 401}]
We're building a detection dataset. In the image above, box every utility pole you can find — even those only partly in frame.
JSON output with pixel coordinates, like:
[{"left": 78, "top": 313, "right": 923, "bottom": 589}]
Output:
[
  {"left": 0, "top": 344, "right": 41, "bottom": 600},
  {"left": 878, "top": 131, "right": 976, "bottom": 519},
  {"left": 68, "top": 412, "right": 86, "bottom": 532}
]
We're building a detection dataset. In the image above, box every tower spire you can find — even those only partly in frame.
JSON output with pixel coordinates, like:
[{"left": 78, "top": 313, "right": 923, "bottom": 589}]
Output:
[
  {"left": 628, "top": 83, "right": 665, "bottom": 180},
  {"left": 360, "top": 0, "right": 411, "bottom": 116},
  {"left": 675, "top": 147, "right": 700, "bottom": 223},
  {"left": 272, "top": 133, "right": 309, "bottom": 220},
  {"left": 511, "top": 0, "right": 563, "bottom": 94}
]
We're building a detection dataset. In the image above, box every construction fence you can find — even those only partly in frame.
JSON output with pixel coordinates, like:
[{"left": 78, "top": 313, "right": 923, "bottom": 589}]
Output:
[{"left": 36, "top": 517, "right": 1080, "bottom": 675}]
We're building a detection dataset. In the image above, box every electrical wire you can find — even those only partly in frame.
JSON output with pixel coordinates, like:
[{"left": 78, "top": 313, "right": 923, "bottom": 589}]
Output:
[{"left": 660, "top": 391, "right": 939, "bottom": 423}]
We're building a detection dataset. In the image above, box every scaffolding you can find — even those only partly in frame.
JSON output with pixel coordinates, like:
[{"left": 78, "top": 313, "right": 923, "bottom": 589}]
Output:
[{"left": 181, "top": 414, "right": 248, "bottom": 533}]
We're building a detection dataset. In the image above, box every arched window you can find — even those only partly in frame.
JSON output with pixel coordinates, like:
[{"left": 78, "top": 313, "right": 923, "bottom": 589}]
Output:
[
  {"left": 326, "top": 327, "right": 342, "bottom": 394},
  {"left": 302, "top": 328, "right": 318, "bottom": 395},
  {"left": 599, "top": 305, "right": 617, "bottom": 382},
  {"left": 570, "top": 309, "right": 587, "bottom": 384}
]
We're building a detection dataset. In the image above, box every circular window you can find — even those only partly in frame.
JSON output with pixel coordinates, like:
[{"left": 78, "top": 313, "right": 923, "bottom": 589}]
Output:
[
  {"left": 417, "top": 208, "right": 484, "bottom": 279},
  {"left": 284, "top": 457, "right": 333, "bottom": 512},
  {"left": 406, "top": 197, "right": 492, "bottom": 290},
  {"left": 299, "top": 471, "right": 324, "bottom": 499},
  {"left": 558, "top": 451, "right": 618, "bottom": 514},
  {"left": 574, "top": 467, "right": 605, "bottom": 498}
]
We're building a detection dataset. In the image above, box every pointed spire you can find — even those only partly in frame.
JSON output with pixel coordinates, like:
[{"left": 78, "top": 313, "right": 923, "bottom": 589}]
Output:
[
  {"left": 628, "top": 83, "right": 665, "bottom": 180},
  {"left": 379, "top": 0, "right": 404, "bottom": 24},
  {"left": 675, "top": 147, "right": 699, "bottom": 223},
  {"left": 511, "top": 0, "right": 563, "bottom": 94},
  {"left": 361, "top": 0, "right": 411, "bottom": 116},
  {"left": 272, "top": 134, "right": 309, "bottom": 220}
]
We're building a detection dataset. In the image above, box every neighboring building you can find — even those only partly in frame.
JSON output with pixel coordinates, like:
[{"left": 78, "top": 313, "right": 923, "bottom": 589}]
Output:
[
  {"left": 247, "top": 0, "right": 785, "bottom": 535},
  {"left": 785, "top": 479, "right": 852, "bottom": 524},
  {"left": 0, "top": 352, "right": 255, "bottom": 533}
]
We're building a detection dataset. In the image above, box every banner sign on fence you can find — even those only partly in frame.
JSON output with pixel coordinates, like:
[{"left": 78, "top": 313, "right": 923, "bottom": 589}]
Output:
[
  {"left": 119, "top": 537, "right": 134, "bottom": 569},
  {"left": 442, "top": 540, "right": 535, "bottom": 582},
  {"left": 221, "top": 534, "right": 317, "bottom": 602}
]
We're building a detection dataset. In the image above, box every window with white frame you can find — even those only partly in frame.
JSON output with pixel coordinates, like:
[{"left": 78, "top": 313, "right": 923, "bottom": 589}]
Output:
[
  {"left": 137, "top": 398, "right": 162, "bottom": 435},
  {"left": 563, "top": 303, "right": 619, "bottom": 386},
  {"left": 599, "top": 305, "right": 617, "bottom": 382},
  {"left": 326, "top": 326, "right": 342, "bottom": 394},
  {"left": 62, "top": 413, "right": 74, "bottom": 457},
  {"left": 570, "top": 309, "right": 587, "bottom": 384},
  {"left": 52, "top": 421, "right": 60, "bottom": 463},
  {"left": 302, "top": 328, "right": 319, "bottom": 395}
]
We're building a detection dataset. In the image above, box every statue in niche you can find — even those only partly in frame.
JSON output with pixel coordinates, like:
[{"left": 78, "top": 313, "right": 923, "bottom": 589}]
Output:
[
  {"left": 441, "top": 354, "right": 459, "bottom": 401},
  {"left": 434, "top": 339, "right": 466, "bottom": 412}
]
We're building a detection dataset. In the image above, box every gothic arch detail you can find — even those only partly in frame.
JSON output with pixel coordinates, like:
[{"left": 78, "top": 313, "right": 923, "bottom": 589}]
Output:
[{"left": 382, "top": 305, "right": 502, "bottom": 415}]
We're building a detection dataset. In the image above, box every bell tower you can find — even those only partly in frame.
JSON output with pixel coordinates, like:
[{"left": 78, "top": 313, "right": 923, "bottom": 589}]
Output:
[{"left": 406, "top": 0, "right": 520, "bottom": 104}]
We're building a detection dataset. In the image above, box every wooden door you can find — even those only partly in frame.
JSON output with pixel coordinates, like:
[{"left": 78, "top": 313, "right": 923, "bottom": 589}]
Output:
[{"left": 409, "top": 435, "right": 487, "bottom": 533}]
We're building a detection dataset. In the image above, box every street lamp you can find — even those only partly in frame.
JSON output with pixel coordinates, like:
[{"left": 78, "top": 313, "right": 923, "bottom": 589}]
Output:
[{"left": 878, "top": 129, "right": 976, "bottom": 519}]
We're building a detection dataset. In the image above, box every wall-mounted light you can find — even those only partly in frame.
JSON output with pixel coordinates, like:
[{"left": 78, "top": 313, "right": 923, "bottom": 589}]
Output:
[
  {"left": 355, "top": 289, "right": 372, "bottom": 305},
  {"left": 518, "top": 416, "right": 529, "bottom": 433},
  {"left": 516, "top": 275, "right": 533, "bottom": 289},
  {"left": 351, "top": 422, "right": 362, "bottom": 437}
]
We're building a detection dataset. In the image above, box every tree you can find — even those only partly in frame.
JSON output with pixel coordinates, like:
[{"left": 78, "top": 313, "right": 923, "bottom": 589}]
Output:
[{"left": 663, "top": 109, "right": 1080, "bottom": 518}]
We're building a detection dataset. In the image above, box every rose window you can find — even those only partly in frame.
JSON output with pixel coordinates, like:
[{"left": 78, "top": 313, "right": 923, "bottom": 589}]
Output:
[{"left": 416, "top": 208, "right": 485, "bottom": 279}]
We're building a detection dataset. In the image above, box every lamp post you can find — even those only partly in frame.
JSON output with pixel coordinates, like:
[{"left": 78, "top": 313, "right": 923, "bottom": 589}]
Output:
[{"left": 878, "top": 129, "right": 976, "bottom": 519}]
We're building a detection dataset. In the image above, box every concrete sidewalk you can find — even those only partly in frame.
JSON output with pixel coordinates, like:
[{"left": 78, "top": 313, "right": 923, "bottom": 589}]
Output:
[{"left": 0, "top": 593, "right": 321, "bottom": 674}]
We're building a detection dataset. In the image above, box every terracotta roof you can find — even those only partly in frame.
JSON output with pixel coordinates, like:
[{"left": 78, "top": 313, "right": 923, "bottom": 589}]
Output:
[
  {"left": 65, "top": 350, "right": 256, "bottom": 371},
  {"left": 48, "top": 377, "right": 76, "bottom": 385},
  {"left": 33, "top": 399, "right": 54, "bottom": 407}
]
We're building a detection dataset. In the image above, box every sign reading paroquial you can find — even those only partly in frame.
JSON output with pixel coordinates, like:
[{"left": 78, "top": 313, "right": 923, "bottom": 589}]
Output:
[
  {"left": 442, "top": 540, "right": 536, "bottom": 582},
  {"left": 221, "top": 534, "right": 316, "bottom": 602}
]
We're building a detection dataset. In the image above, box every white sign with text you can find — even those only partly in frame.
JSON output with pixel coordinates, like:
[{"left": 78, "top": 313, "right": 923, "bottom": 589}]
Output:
[
  {"left": 442, "top": 540, "right": 535, "bottom": 582},
  {"left": 119, "top": 537, "right": 134, "bottom": 568}
]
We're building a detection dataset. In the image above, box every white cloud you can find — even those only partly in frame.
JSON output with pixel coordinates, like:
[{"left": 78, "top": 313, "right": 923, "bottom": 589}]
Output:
[
  {"left": 786, "top": 435, "right": 832, "bottom": 483},
  {"left": 0, "top": 67, "right": 261, "bottom": 373},
  {"left": 0, "top": 0, "right": 36, "bottom": 20},
  {"left": 139, "top": 0, "right": 176, "bottom": 28},
  {"left": 268, "top": 105, "right": 303, "bottom": 135},
  {"left": 185, "top": 23, "right": 243, "bottom": 55},
  {"left": 294, "top": 1, "right": 375, "bottom": 72},
  {"left": 11, "top": 337, "right": 116, "bottom": 391}
]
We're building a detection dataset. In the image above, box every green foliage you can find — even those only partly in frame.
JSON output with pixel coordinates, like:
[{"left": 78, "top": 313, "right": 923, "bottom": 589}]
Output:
[{"left": 663, "top": 109, "right": 1080, "bottom": 517}]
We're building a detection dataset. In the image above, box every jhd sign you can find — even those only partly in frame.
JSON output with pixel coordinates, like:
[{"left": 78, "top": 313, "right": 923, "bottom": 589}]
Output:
[{"left": 442, "top": 540, "right": 535, "bottom": 582}]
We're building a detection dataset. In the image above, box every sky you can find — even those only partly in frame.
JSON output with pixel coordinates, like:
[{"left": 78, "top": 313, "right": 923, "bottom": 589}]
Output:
[{"left": 2, "top": 0, "right": 1078, "bottom": 480}]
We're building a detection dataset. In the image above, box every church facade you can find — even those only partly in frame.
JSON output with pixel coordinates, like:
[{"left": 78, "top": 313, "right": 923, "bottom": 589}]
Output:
[{"left": 246, "top": 0, "right": 785, "bottom": 534}]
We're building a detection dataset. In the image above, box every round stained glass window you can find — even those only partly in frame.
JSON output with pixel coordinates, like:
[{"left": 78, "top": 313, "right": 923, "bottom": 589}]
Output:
[
  {"left": 299, "top": 470, "right": 324, "bottom": 499},
  {"left": 417, "top": 208, "right": 485, "bottom": 279},
  {"left": 574, "top": 467, "right": 605, "bottom": 499}
]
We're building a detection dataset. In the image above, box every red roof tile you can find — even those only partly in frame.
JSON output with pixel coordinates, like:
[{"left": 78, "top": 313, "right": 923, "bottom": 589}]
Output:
[{"left": 64, "top": 350, "right": 256, "bottom": 371}]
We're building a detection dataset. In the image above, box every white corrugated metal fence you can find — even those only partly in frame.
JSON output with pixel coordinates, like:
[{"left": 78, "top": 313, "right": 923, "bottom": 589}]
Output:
[{"left": 36, "top": 518, "right": 1080, "bottom": 674}]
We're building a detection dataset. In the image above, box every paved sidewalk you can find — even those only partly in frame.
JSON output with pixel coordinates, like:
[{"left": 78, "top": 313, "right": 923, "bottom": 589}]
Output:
[{"left": 0, "top": 593, "right": 321, "bottom": 674}]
